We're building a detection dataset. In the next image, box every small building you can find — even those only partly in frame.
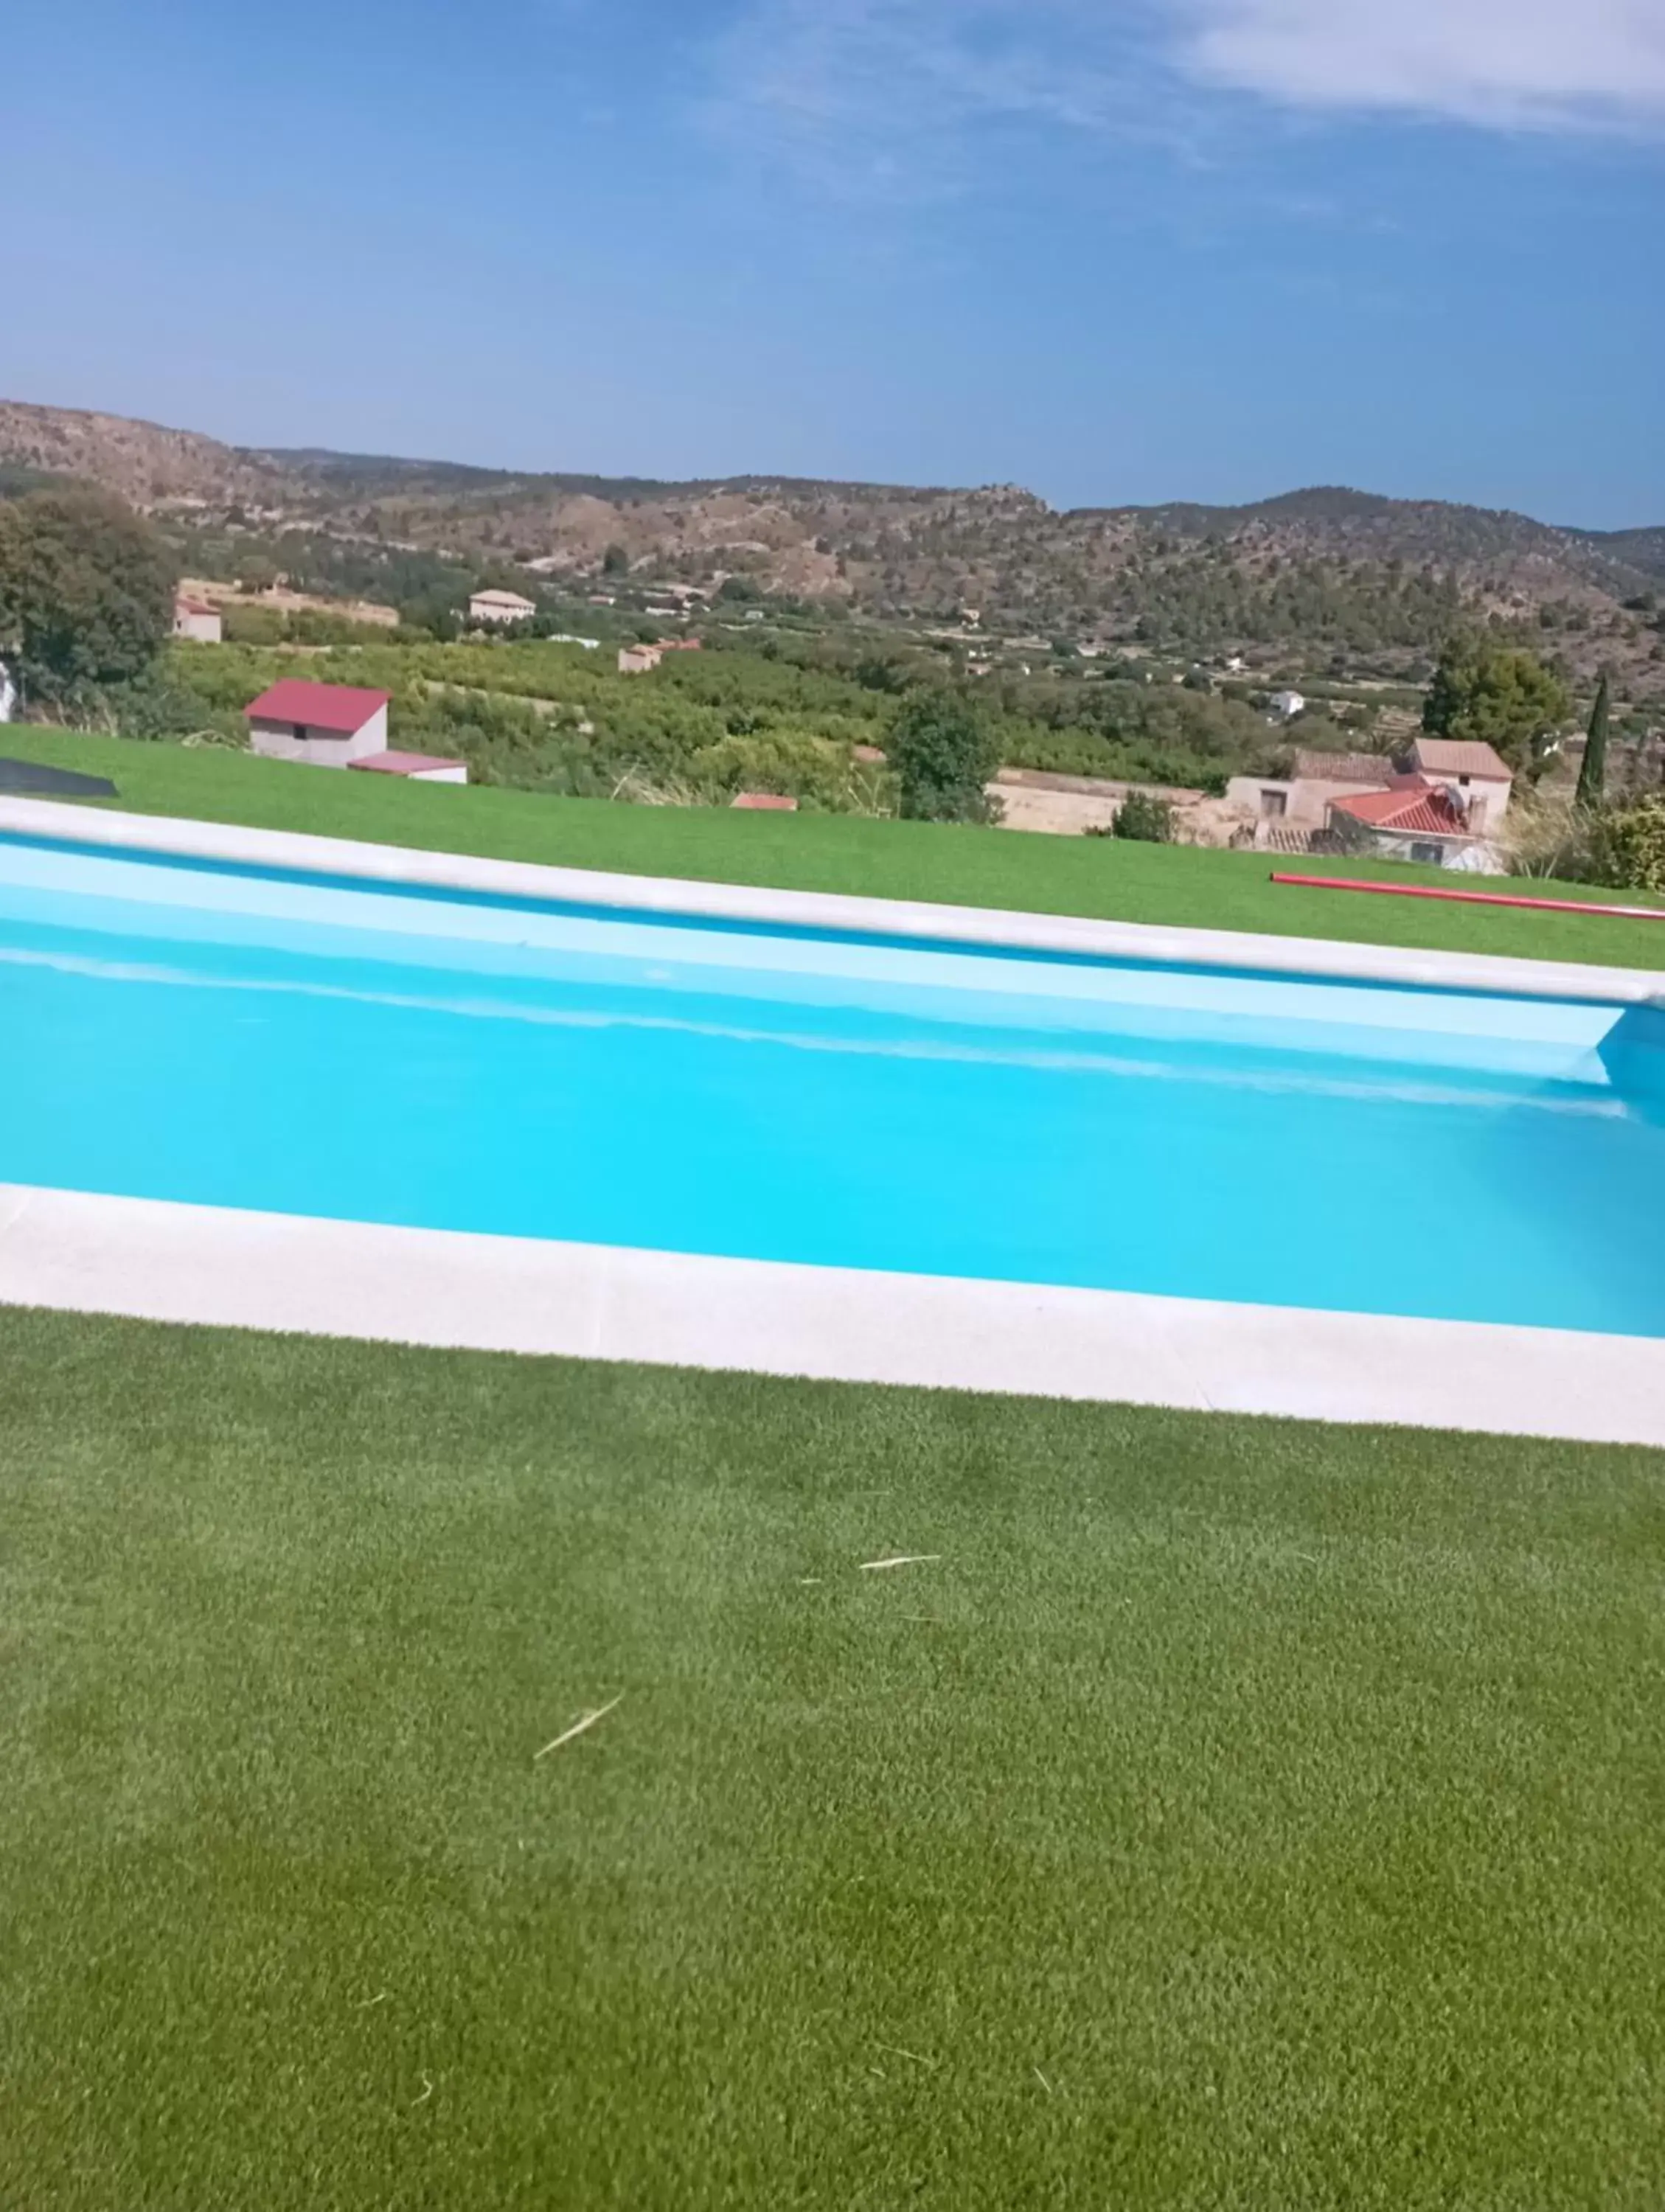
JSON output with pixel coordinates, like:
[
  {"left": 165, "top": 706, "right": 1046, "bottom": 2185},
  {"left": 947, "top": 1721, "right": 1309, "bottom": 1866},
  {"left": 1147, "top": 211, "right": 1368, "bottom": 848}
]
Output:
[
  {"left": 1325, "top": 778, "right": 1490, "bottom": 868},
  {"left": 243, "top": 679, "right": 392, "bottom": 767},
  {"left": 1408, "top": 737, "right": 1514, "bottom": 832},
  {"left": 731, "top": 793, "right": 798, "bottom": 811},
  {"left": 1226, "top": 750, "right": 1394, "bottom": 834},
  {"left": 467, "top": 588, "right": 537, "bottom": 627},
  {"left": 619, "top": 644, "right": 665, "bottom": 675},
  {"left": 348, "top": 749, "right": 467, "bottom": 785},
  {"left": 173, "top": 596, "right": 223, "bottom": 644},
  {"left": 1268, "top": 689, "right": 1307, "bottom": 722}
]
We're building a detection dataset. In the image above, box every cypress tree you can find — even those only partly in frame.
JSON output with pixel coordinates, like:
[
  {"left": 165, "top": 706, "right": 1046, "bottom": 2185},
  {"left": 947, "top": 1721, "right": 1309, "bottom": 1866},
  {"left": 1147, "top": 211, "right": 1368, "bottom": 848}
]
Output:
[{"left": 1575, "top": 672, "right": 1610, "bottom": 808}]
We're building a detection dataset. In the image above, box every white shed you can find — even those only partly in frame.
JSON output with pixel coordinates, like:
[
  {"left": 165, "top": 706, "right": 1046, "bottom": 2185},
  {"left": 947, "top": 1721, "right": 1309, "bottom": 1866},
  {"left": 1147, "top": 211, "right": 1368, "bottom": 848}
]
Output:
[
  {"left": 173, "top": 596, "right": 223, "bottom": 644},
  {"left": 243, "top": 679, "right": 392, "bottom": 766}
]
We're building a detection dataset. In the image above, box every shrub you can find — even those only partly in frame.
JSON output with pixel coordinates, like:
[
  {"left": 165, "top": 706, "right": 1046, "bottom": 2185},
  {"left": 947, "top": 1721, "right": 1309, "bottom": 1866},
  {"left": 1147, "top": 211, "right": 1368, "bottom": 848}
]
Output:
[
  {"left": 94, "top": 664, "right": 246, "bottom": 745},
  {"left": 1601, "top": 799, "right": 1665, "bottom": 895},
  {"left": 691, "top": 730, "right": 883, "bottom": 813},
  {"left": 1112, "top": 790, "right": 1177, "bottom": 842}
]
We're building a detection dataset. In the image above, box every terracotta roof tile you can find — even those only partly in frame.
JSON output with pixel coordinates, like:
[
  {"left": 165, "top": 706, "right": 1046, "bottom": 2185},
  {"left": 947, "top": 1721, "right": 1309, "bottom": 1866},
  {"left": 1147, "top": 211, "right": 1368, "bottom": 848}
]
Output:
[{"left": 1331, "top": 781, "right": 1473, "bottom": 835}]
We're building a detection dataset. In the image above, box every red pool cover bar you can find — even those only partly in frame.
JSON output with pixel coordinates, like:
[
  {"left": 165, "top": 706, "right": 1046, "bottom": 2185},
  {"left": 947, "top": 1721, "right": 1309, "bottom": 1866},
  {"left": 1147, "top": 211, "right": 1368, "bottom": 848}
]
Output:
[{"left": 1271, "top": 872, "right": 1665, "bottom": 923}]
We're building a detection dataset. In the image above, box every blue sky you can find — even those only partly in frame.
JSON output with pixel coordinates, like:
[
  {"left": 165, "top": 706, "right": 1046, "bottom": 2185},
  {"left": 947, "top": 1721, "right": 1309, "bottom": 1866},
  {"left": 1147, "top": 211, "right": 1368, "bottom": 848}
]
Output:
[{"left": 4, "top": 0, "right": 1663, "bottom": 524}]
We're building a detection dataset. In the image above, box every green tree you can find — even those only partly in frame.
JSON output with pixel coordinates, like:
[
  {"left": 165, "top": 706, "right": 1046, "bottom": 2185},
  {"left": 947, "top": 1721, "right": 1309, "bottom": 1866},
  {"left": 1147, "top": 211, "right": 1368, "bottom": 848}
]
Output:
[
  {"left": 236, "top": 554, "right": 280, "bottom": 595},
  {"left": 851, "top": 655, "right": 906, "bottom": 694},
  {"left": 888, "top": 692, "right": 1000, "bottom": 823},
  {"left": 1422, "top": 636, "right": 1572, "bottom": 771},
  {"left": 1574, "top": 672, "right": 1610, "bottom": 808},
  {"left": 0, "top": 487, "right": 177, "bottom": 708},
  {"left": 601, "top": 543, "right": 630, "bottom": 577},
  {"left": 397, "top": 594, "right": 459, "bottom": 642}
]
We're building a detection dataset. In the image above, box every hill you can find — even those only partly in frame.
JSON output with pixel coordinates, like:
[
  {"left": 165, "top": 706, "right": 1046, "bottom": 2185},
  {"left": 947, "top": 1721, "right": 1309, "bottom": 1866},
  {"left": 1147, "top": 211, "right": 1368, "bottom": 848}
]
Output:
[{"left": 2, "top": 398, "right": 1661, "bottom": 700}]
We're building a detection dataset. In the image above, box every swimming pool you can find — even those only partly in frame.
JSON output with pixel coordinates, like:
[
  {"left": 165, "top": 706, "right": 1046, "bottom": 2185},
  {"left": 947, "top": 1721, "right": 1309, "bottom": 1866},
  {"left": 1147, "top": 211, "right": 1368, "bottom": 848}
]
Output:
[{"left": 2, "top": 825, "right": 1662, "bottom": 1343}]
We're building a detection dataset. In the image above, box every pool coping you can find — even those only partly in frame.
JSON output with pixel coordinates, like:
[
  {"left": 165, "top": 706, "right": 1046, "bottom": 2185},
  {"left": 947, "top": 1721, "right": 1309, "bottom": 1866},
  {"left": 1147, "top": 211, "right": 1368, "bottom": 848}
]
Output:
[
  {"left": 2, "top": 1185, "right": 1661, "bottom": 1446},
  {"left": 2, "top": 794, "right": 1661, "bottom": 1002}
]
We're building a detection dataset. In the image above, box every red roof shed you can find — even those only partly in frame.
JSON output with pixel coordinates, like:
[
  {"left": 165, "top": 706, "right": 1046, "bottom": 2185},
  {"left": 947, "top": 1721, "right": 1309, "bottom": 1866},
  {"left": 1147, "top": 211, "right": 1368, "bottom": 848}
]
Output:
[{"left": 243, "top": 679, "right": 391, "bottom": 734}]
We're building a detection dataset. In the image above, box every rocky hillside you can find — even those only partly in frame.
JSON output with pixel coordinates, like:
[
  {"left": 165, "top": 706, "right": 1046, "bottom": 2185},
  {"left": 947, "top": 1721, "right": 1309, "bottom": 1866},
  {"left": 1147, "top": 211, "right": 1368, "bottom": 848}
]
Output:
[
  {"left": 4, "top": 398, "right": 1661, "bottom": 696},
  {"left": 0, "top": 400, "right": 285, "bottom": 507}
]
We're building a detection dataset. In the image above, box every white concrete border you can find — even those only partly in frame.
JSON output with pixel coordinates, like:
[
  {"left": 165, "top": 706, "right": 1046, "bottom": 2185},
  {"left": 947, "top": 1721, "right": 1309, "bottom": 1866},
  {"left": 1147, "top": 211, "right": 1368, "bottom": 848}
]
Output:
[
  {"left": 1, "top": 1185, "right": 1661, "bottom": 1447},
  {"left": 2, "top": 795, "right": 1660, "bottom": 1004}
]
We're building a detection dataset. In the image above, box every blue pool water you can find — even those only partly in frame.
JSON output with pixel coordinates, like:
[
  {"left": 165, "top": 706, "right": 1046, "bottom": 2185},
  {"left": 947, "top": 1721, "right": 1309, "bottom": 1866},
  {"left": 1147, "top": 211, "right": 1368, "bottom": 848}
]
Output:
[{"left": 2, "top": 833, "right": 1663, "bottom": 1336}]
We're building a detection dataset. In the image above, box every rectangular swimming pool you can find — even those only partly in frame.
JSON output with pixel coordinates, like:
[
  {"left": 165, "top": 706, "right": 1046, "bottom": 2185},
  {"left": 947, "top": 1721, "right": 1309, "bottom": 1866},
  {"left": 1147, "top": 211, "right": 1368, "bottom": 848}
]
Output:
[{"left": 3, "top": 828, "right": 1663, "bottom": 1344}]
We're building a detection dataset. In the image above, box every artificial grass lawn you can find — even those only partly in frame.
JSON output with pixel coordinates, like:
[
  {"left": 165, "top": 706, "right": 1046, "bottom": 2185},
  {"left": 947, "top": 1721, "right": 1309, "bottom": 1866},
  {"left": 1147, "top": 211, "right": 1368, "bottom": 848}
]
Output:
[
  {"left": 6, "top": 724, "right": 1665, "bottom": 973},
  {"left": 4, "top": 1309, "right": 1663, "bottom": 2208}
]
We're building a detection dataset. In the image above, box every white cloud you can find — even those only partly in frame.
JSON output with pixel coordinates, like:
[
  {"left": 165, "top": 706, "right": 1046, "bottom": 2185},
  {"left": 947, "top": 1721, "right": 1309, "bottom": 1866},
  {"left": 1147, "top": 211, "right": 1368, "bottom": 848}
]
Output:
[
  {"left": 1179, "top": 0, "right": 1665, "bottom": 129},
  {"left": 703, "top": 1, "right": 1175, "bottom": 196},
  {"left": 705, "top": 0, "right": 1665, "bottom": 194}
]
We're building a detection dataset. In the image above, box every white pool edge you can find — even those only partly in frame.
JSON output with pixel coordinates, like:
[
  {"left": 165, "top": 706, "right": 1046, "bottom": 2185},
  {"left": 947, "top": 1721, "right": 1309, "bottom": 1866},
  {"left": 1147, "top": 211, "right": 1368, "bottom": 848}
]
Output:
[
  {"left": 3, "top": 795, "right": 1661, "bottom": 1004},
  {"left": 2, "top": 1186, "right": 1661, "bottom": 1447}
]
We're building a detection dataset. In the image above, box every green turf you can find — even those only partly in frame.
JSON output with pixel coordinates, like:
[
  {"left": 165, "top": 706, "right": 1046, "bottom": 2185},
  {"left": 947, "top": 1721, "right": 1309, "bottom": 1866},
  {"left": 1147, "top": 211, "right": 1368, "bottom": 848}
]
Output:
[
  {"left": 5, "top": 726, "right": 1664, "bottom": 971},
  {"left": 4, "top": 1305, "right": 1663, "bottom": 2209}
]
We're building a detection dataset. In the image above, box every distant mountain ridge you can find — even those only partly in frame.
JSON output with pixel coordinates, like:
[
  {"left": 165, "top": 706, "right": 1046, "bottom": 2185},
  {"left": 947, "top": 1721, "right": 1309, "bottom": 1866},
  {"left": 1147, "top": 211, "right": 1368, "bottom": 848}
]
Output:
[
  {"left": 2, "top": 400, "right": 1661, "bottom": 698},
  {"left": 1100, "top": 486, "right": 1665, "bottom": 587}
]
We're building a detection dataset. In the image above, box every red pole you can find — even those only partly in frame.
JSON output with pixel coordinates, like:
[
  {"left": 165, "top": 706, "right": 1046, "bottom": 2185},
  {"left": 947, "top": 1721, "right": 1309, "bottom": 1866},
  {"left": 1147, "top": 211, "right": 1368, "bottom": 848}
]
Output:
[{"left": 1270, "top": 872, "right": 1665, "bottom": 922}]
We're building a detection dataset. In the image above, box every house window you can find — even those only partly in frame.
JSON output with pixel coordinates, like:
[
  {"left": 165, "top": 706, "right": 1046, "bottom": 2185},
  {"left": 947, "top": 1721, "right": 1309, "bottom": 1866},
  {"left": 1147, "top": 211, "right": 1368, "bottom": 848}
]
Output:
[
  {"left": 1260, "top": 787, "right": 1287, "bottom": 818},
  {"left": 293, "top": 723, "right": 307, "bottom": 743},
  {"left": 1409, "top": 841, "right": 1444, "bottom": 865}
]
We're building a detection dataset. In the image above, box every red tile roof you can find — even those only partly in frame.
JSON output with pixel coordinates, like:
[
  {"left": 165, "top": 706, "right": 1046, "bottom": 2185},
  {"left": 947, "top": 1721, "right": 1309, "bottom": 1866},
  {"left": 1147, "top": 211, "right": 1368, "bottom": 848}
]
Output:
[
  {"left": 347, "top": 750, "right": 462, "bottom": 776},
  {"left": 174, "top": 596, "right": 218, "bottom": 616},
  {"left": 1330, "top": 779, "right": 1473, "bottom": 836},
  {"left": 243, "top": 679, "right": 391, "bottom": 734}
]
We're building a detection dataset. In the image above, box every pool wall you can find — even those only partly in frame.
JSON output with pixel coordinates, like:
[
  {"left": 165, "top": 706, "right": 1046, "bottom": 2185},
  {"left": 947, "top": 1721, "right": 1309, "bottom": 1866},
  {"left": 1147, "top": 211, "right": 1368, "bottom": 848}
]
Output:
[{"left": 2, "top": 797, "right": 1663, "bottom": 1446}]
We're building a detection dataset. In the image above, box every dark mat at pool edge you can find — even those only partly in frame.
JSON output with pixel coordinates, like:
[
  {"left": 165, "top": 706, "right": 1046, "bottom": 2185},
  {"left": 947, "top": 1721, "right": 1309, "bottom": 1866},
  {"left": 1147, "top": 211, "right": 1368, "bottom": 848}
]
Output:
[{"left": 0, "top": 757, "right": 118, "bottom": 799}]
